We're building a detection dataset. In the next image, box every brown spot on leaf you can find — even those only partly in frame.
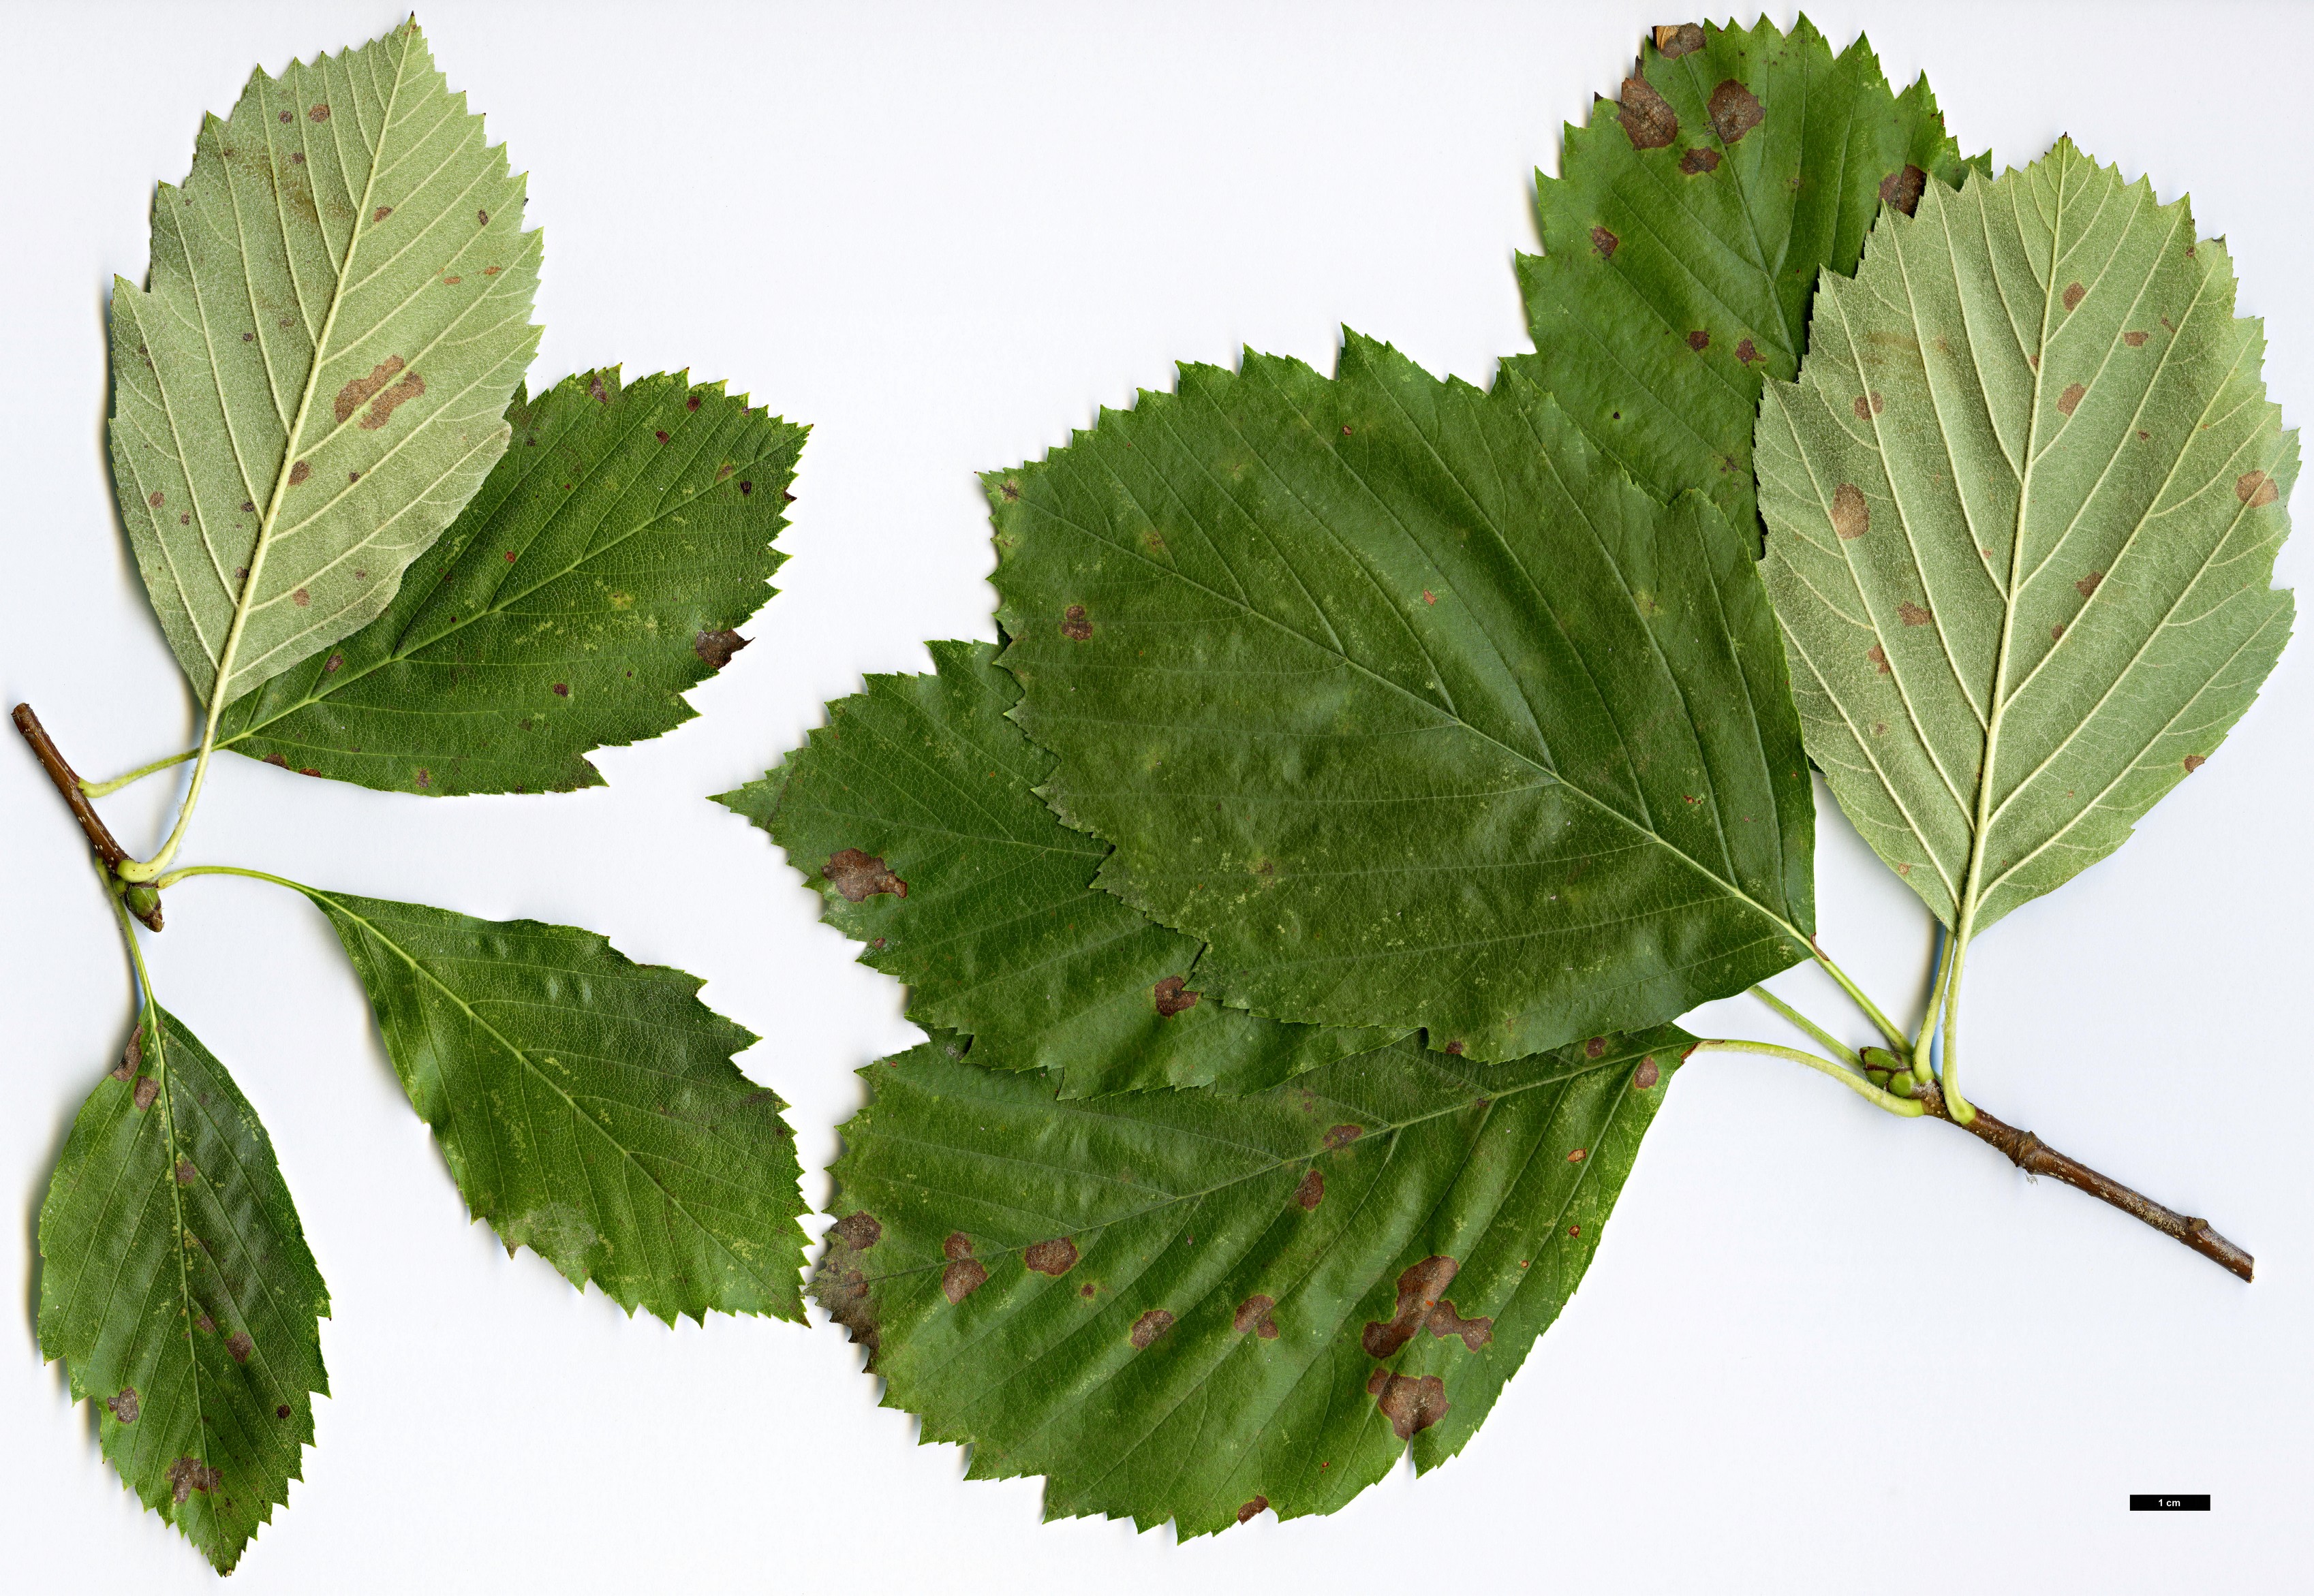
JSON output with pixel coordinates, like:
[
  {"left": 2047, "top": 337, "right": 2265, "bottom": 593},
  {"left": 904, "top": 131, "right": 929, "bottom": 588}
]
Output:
[
  {"left": 106, "top": 1388, "right": 139, "bottom": 1423},
  {"left": 278, "top": 110, "right": 292, "bottom": 123},
  {"left": 2076, "top": 571, "right": 2104, "bottom": 599},
  {"left": 1879, "top": 164, "right": 1927, "bottom": 216},
  {"left": 309, "top": 103, "right": 330, "bottom": 122},
  {"left": 694, "top": 629, "right": 748, "bottom": 668},
  {"left": 196, "top": 1314, "right": 215, "bottom": 1334},
  {"left": 1634, "top": 1055, "right": 1661, "bottom": 1089},
  {"left": 941, "top": 1232, "right": 987, "bottom": 1303},
  {"left": 1024, "top": 1237, "right": 1079, "bottom": 1276},
  {"left": 1590, "top": 225, "right": 1619, "bottom": 259},
  {"left": 1654, "top": 22, "right": 1706, "bottom": 56},
  {"left": 373, "top": 206, "right": 392, "bottom": 223},
  {"left": 326, "top": 652, "right": 343, "bottom": 672},
  {"left": 146, "top": 490, "right": 164, "bottom": 509},
  {"left": 166, "top": 1456, "right": 221, "bottom": 1504},
  {"left": 823, "top": 847, "right": 907, "bottom": 902},
  {"left": 276, "top": 1404, "right": 291, "bottom": 1419},
  {"left": 134, "top": 1077, "right": 160, "bottom": 1110},
  {"left": 335, "top": 356, "right": 405, "bottom": 422},
  {"left": 2063, "top": 281, "right": 2085, "bottom": 312},
  {"left": 1234, "top": 1294, "right": 1280, "bottom": 1339},
  {"left": 2123, "top": 330, "right": 2148, "bottom": 347},
  {"left": 1237, "top": 1496, "right": 1269, "bottom": 1524},
  {"left": 1152, "top": 974, "right": 1201, "bottom": 1016},
  {"left": 112, "top": 1029, "right": 142, "bottom": 1082},
  {"left": 1426, "top": 1298, "right": 1493, "bottom": 1352},
  {"left": 2056, "top": 383, "right": 2086, "bottom": 418},
  {"left": 686, "top": 394, "right": 702, "bottom": 411},
  {"left": 552, "top": 683, "right": 570, "bottom": 696},
  {"left": 2184, "top": 753, "right": 2207, "bottom": 772},
  {"left": 1060, "top": 604, "right": 1094, "bottom": 641},
  {"left": 1832, "top": 482, "right": 1870, "bottom": 541},
  {"left": 1868, "top": 643, "right": 1891, "bottom": 676},
  {"left": 292, "top": 586, "right": 311, "bottom": 607},
  {"left": 1295, "top": 1168, "right": 1325, "bottom": 1210},
  {"left": 1618, "top": 76, "right": 1679, "bottom": 150},
  {"left": 1707, "top": 80, "right": 1763, "bottom": 143},
  {"left": 1678, "top": 146, "right": 1721, "bottom": 175},
  {"left": 1853, "top": 392, "right": 1884, "bottom": 420},
  {"left": 1130, "top": 1309, "right": 1175, "bottom": 1349},
  {"left": 262, "top": 752, "right": 290, "bottom": 769},
  {"left": 589, "top": 375, "right": 609, "bottom": 403},
  {"left": 1362, "top": 1255, "right": 1460, "bottom": 1358},
  {"left": 478, "top": 208, "right": 490, "bottom": 225},
  {"left": 829, "top": 1211, "right": 882, "bottom": 1251},
  {"left": 1735, "top": 337, "right": 1761, "bottom": 365},
  {"left": 2050, "top": 623, "right": 2065, "bottom": 642},
  {"left": 226, "top": 1331, "right": 253, "bottom": 1364},
  {"left": 1323, "top": 1125, "right": 1363, "bottom": 1150},
  {"left": 1367, "top": 1371, "right": 1450, "bottom": 1439},
  {"left": 1444, "top": 1039, "right": 1464, "bottom": 1057},
  {"left": 1898, "top": 601, "right": 1934, "bottom": 627},
  {"left": 443, "top": 275, "right": 463, "bottom": 285},
  {"left": 2237, "top": 470, "right": 2280, "bottom": 507},
  {"left": 174, "top": 1159, "right": 196, "bottom": 1185},
  {"left": 1686, "top": 330, "right": 1710, "bottom": 351}
]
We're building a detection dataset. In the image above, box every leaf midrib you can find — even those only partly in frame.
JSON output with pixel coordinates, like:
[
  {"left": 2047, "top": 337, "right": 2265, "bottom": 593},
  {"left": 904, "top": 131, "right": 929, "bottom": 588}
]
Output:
[
  {"left": 846, "top": 1047, "right": 1656, "bottom": 1285},
  {"left": 308, "top": 891, "right": 779, "bottom": 1305},
  {"left": 1022, "top": 375, "right": 1807, "bottom": 954},
  {"left": 218, "top": 403, "right": 792, "bottom": 751}
]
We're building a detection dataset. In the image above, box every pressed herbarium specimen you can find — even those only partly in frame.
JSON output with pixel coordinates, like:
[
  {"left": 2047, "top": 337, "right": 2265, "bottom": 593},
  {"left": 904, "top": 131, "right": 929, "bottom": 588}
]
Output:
[
  {"left": 16, "top": 21, "right": 809, "bottom": 1571},
  {"left": 731, "top": 18, "right": 2283, "bottom": 1534}
]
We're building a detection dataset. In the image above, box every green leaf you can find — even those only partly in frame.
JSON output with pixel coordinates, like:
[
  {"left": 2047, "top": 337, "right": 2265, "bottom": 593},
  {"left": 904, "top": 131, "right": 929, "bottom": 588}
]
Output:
[
  {"left": 1757, "top": 141, "right": 2296, "bottom": 932},
  {"left": 306, "top": 888, "right": 807, "bottom": 1323},
  {"left": 213, "top": 370, "right": 802, "bottom": 794},
  {"left": 1513, "top": 16, "right": 1975, "bottom": 534},
  {"left": 37, "top": 1009, "right": 328, "bottom": 1575},
  {"left": 109, "top": 19, "right": 541, "bottom": 707},
  {"left": 718, "top": 640, "right": 1391, "bottom": 1095},
  {"left": 816, "top": 1027, "right": 1682, "bottom": 1533},
  {"left": 987, "top": 332, "right": 1815, "bottom": 1061}
]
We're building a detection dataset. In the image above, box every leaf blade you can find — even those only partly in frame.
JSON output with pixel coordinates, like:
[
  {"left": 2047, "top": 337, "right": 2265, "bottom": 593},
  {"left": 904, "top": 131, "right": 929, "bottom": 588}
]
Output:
[
  {"left": 308, "top": 889, "right": 807, "bottom": 1323},
  {"left": 1513, "top": 16, "right": 1973, "bottom": 535},
  {"left": 816, "top": 1027, "right": 1682, "bottom": 1533},
  {"left": 37, "top": 1011, "right": 328, "bottom": 1575},
  {"left": 719, "top": 640, "right": 1394, "bottom": 1094},
  {"left": 1758, "top": 140, "right": 2297, "bottom": 928},
  {"left": 988, "top": 333, "right": 1815, "bottom": 1059},
  {"left": 110, "top": 20, "right": 542, "bottom": 706},
  {"left": 212, "top": 370, "right": 802, "bottom": 794}
]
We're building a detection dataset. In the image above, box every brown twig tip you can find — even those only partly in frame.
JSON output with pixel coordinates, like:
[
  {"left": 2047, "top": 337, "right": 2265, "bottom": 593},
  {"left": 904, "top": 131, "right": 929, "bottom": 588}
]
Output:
[
  {"left": 1917, "top": 1082, "right": 2252, "bottom": 1282},
  {"left": 11, "top": 704, "right": 163, "bottom": 932}
]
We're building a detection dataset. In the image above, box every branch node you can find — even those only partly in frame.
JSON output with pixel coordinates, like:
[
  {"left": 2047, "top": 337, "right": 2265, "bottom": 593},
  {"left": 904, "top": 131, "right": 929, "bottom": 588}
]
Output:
[{"left": 12, "top": 704, "right": 163, "bottom": 931}]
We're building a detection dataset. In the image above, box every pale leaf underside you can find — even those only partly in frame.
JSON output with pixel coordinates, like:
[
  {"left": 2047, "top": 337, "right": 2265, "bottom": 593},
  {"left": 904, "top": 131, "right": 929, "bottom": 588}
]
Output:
[
  {"left": 1758, "top": 140, "right": 2296, "bottom": 929},
  {"left": 110, "top": 18, "right": 541, "bottom": 706},
  {"left": 817, "top": 1028, "right": 1681, "bottom": 1535}
]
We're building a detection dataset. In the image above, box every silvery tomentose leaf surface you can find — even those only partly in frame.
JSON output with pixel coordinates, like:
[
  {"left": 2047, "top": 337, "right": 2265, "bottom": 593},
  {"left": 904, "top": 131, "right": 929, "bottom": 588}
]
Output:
[
  {"left": 1515, "top": 16, "right": 1976, "bottom": 536},
  {"left": 720, "top": 640, "right": 1392, "bottom": 1095},
  {"left": 989, "top": 333, "right": 1815, "bottom": 1061},
  {"left": 1758, "top": 140, "right": 2295, "bottom": 929},
  {"left": 818, "top": 1028, "right": 1681, "bottom": 1533},
  {"left": 213, "top": 370, "right": 803, "bottom": 794},
  {"left": 37, "top": 1010, "right": 328, "bottom": 1574},
  {"left": 110, "top": 19, "right": 540, "bottom": 706}
]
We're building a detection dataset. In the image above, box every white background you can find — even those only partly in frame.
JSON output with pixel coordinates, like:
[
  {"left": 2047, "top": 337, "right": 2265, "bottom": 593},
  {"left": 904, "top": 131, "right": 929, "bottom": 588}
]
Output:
[{"left": 3, "top": 2, "right": 2308, "bottom": 1590}]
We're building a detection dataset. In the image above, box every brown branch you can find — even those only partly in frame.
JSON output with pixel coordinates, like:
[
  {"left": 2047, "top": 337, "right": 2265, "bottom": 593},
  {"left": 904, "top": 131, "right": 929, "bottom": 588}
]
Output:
[
  {"left": 1915, "top": 1081, "right": 2250, "bottom": 1281},
  {"left": 12, "top": 704, "right": 163, "bottom": 932}
]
